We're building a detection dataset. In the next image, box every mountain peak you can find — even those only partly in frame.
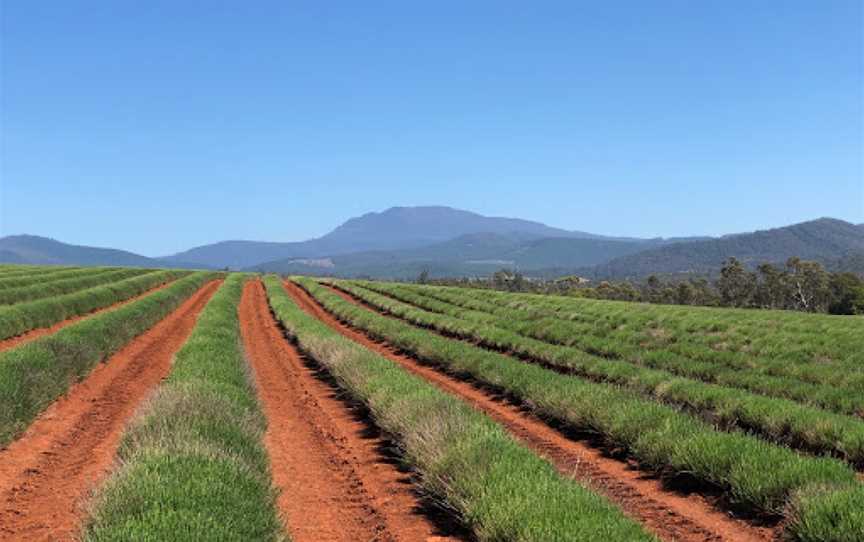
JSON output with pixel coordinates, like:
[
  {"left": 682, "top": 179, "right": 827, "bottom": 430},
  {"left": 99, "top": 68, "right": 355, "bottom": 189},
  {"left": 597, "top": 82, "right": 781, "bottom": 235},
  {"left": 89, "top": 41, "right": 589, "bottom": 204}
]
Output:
[
  {"left": 2, "top": 234, "right": 57, "bottom": 243},
  {"left": 159, "top": 205, "right": 612, "bottom": 269},
  {"left": 321, "top": 205, "right": 599, "bottom": 247},
  {"left": 804, "top": 217, "right": 853, "bottom": 226}
]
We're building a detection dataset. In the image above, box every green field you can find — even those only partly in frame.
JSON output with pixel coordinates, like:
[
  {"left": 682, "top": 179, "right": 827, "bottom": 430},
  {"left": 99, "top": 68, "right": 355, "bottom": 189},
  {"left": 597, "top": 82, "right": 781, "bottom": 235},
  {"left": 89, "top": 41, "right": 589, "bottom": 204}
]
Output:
[{"left": 0, "top": 264, "right": 861, "bottom": 541}]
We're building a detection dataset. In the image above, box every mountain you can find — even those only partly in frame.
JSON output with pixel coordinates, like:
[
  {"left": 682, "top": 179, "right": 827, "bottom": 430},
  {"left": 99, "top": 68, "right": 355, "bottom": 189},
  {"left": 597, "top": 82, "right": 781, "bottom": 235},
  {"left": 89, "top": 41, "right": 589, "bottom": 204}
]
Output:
[
  {"left": 253, "top": 217, "right": 863, "bottom": 280},
  {"left": 583, "top": 218, "right": 864, "bottom": 279},
  {"left": 162, "top": 206, "right": 630, "bottom": 269},
  {"left": 0, "top": 235, "right": 201, "bottom": 268},
  {"left": 6, "top": 213, "right": 859, "bottom": 279},
  {"left": 249, "top": 232, "right": 668, "bottom": 279},
  {"left": 321, "top": 206, "right": 611, "bottom": 247},
  {"left": 832, "top": 251, "right": 864, "bottom": 274}
]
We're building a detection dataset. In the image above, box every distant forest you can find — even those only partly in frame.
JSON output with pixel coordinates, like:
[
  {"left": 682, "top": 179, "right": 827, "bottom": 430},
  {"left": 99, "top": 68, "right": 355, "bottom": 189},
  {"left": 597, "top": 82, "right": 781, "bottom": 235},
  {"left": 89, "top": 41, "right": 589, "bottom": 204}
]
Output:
[{"left": 418, "top": 257, "right": 864, "bottom": 316}]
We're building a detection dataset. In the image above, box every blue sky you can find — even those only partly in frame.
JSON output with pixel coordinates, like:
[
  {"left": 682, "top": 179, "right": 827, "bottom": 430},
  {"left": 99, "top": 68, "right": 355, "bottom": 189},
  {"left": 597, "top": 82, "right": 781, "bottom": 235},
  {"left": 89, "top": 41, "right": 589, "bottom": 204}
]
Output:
[{"left": 1, "top": 1, "right": 862, "bottom": 256}]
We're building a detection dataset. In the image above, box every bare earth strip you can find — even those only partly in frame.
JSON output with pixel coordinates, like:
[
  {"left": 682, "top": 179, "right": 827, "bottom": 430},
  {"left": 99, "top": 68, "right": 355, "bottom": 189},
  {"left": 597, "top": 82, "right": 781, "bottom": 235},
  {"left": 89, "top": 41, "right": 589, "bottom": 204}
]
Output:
[
  {"left": 0, "top": 281, "right": 175, "bottom": 354},
  {"left": 0, "top": 280, "right": 221, "bottom": 541},
  {"left": 285, "top": 280, "right": 779, "bottom": 542},
  {"left": 239, "top": 280, "right": 466, "bottom": 542}
]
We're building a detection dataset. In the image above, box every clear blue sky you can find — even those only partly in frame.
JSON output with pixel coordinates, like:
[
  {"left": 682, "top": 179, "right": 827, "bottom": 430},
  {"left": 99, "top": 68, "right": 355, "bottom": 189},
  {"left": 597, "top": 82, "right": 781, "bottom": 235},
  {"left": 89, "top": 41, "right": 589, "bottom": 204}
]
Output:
[{"left": 1, "top": 1, "right": 862, "bottom": 256}]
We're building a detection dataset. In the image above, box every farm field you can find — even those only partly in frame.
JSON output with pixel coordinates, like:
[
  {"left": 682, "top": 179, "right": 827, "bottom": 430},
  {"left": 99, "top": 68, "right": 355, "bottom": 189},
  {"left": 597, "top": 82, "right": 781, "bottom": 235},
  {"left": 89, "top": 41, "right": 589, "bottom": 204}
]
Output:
[{"left": 0, "top": 265, "right": 861, "bottom": 541}]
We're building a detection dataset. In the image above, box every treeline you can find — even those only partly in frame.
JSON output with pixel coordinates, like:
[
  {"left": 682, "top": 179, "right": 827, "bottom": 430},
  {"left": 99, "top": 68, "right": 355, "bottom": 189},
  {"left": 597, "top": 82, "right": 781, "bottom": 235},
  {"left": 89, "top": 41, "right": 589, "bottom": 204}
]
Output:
[{"left": 416, "top": 257, "right": 864, "bottom": 315}]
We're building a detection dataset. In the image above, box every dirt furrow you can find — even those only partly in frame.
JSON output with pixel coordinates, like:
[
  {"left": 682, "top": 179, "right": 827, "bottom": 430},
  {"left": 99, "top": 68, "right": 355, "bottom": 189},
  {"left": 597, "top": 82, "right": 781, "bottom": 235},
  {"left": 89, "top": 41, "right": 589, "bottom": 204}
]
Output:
[
  {"left": 285, "top": 280, "right": 778, "bottom": 542},
  {"left": 0, "top": 280, "right": 221, "bottom": 541},
  {"left": 239, "top": 280, "right": 466, "bottom": 542},
  {"left": 0, "top": 280, "right": 176, "bottom": 354}
]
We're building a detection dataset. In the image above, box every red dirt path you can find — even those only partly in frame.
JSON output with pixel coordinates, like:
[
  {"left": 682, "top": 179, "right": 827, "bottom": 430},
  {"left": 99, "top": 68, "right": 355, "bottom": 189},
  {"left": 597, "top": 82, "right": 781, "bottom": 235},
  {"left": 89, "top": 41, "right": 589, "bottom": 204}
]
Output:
[
  {"left": 0, "top": 280, "right": 221, "bottom": 541},
  {"left": 0, "top": 279, "right": 176, "bottom": 354},
  {"left": 286, "top": 280, "right": 778, "bottom": 542},
  {"left": 239, "top": 280, "right": 465, "bottom": 542}
]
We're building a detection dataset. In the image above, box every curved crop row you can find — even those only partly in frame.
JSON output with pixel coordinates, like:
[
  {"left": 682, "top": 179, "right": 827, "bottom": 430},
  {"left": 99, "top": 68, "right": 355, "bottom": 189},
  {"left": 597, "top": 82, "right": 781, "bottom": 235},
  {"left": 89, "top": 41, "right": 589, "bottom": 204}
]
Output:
[
  {"left": 0, "top": 265, "right": 77, "bottom": 279},
  {"left": 295, "top": 278, "right": 861, "bottom": 540},
  {"left": 0, "top": 267, "right": 153, "bottom": 305},
  {"left": 84, "top": 274, "right": 285, "bottom": 541},
  {"left": 342, "top": 281, "right": 864, "bottom": 465},
  {"left": 509, "top": 286, "right": 861, "bottom": 360},
  {"left": 266, "top": 276, "right": 655, "bottom": 541},
  {"left": 0, "top": 269, "right": 189, "bottom": 341},
  {"left": 0, "top": 266, "right": 104, "bottom": 291},
  {"left": 443, "top": 286, "right": 864, "bottom": 390},
  {"left": 376, "top": 282, "right": 864, "bottom": 416},
  {"left": 511, "top": 287, "right": 863, "bottom": 387},
  {"left": 0, "top": 271, "right": 217, "bottom": 446}
]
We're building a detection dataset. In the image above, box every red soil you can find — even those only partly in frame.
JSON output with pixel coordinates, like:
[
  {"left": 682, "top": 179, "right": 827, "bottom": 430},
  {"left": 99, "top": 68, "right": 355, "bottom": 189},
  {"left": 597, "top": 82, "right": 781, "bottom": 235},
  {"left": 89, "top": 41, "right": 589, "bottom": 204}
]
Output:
[
  {"left": 239, "top": 280, "right": 465, "bottom": 542},
  {"left": 0, "top": 279, "right": 176, "bottom": 354},
  {"left": 0, "top": 280, "right": 221, "bottom": 541},
  {"left": 285, "top": 280, "right": 778, "bottom": 542}
]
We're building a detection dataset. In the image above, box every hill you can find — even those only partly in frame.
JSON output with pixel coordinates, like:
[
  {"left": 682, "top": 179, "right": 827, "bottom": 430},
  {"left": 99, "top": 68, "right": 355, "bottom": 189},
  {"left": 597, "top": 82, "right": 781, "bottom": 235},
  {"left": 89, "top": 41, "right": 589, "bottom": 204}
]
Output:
[
  {"left": 250, "top": 232, "right": 668, "bottom": 279},
  {"left": 321, "top": 206, "right": 614, "bottom": 246},
  {"left": 5, "top": 213, "right": 859, "bottom": 278},
  {"left": 583, "top": 218, "right": 864, "bottom": 279},
  {"left": 0, "top": 235, "right": 200, "bottom": 268},
  {"left": 162, "top": 206, "right": 634, "bottom": 270}
]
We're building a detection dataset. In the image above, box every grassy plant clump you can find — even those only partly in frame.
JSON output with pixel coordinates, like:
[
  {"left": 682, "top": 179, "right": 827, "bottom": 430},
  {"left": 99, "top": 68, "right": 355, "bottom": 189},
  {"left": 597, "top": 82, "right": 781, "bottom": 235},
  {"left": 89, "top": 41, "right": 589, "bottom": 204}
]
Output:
[
  {"left": 294, "top": 278, "right": 862, "bottom": 539},
  {"left": 0, "top": 269, "right": 189, "bottom": 340},
  {"left": 425, "top": 284, "right": 864, "bottom": 393},
  {"left": 0, "top": 266, "right": 117, "bottom": 293},
  {"left": 83, "top": 274, "right": 285, "bottom": 542},
  {"left": 0, "top": 267, "right": 153, "bottom": 305},
  {"left": 340, "top": 281, "right": 864, "bottom": 466},
  {"left": 265, "top": 276, "right": 655, "bottom": 541},
  {"left": 787, "top": 484, "right": 864, "bottom": 542},
  {"left": 0, "top": 266, "right": 102, "bottom": 290},
  {"left": 376, "top": 282, "right": 864, "bottom": 410},
  {"left": 0, "top": 265, "right": 78, "bottom": 278},
  {"left": 0, "top": 271, "right": 216, "bottom": 446}
]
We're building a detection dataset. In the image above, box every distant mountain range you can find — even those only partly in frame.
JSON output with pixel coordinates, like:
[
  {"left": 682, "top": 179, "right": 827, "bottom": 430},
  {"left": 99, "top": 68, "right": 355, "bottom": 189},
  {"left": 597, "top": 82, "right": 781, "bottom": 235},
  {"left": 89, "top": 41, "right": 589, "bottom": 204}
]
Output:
[
  {"left": 159, "top": 206, "right": 643, "bottom": 270},
  {"left": 580, "top": 218, "right": 864, "bottom": 279},
  {"left": 249, "top": 232, "right": 673, "bottom": 277},
  {"left": 1, "top": 206, "right": 862, "bottom": 280},
  {"left": 0, "top": 235, "right": 199, "bottom": 269}
]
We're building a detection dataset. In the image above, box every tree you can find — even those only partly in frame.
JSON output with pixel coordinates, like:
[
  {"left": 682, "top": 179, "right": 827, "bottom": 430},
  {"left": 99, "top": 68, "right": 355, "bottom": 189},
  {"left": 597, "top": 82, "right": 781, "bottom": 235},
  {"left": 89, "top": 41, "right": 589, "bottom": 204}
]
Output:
[
  {"left": 853, "top": 287, "right": 864, "bottom": 315},
  {"left": 644, "top": 275, "right": 664, "bottom": 303},
  {"left": 691, "top": 278, "right": 719, "bottom": 306},
  {"left": 492, "top": 269, "right": 510, "bottom": 290},
  {"left": 617, "top": 281, "right": 640, "bottom": 301},
  {"left": 716, "top": 257, "right": 756, "bottom": 307},
  {"left": 594, "top": 281, "right": 614, "bottom": 300},
  {"left": 754, "top": 263, "right": 789, "bottom": 309},
  {"left": 828, "top": 272, "right": 864, "bottom": 315},
  {"left": 675, "top": 281, "right": 697, "bottom": 305},
  {"left": 491, "top": 268, "right": 526, "bottom": 292},
  {"left": 416, "top": 269, "right": 430, "bottom": 285},
  {"left": 785, "top": 257, "right": 830, "bottom": 312},
  {"left": 511, "top": 271, "right": 526, "bottom": 292}
]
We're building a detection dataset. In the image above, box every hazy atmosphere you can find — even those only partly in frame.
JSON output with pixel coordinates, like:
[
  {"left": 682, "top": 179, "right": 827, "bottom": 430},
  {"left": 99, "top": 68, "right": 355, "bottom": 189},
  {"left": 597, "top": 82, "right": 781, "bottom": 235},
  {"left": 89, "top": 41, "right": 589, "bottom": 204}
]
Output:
[{"left": 2, "top": 1, "right": 862, "bottom": 255}]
